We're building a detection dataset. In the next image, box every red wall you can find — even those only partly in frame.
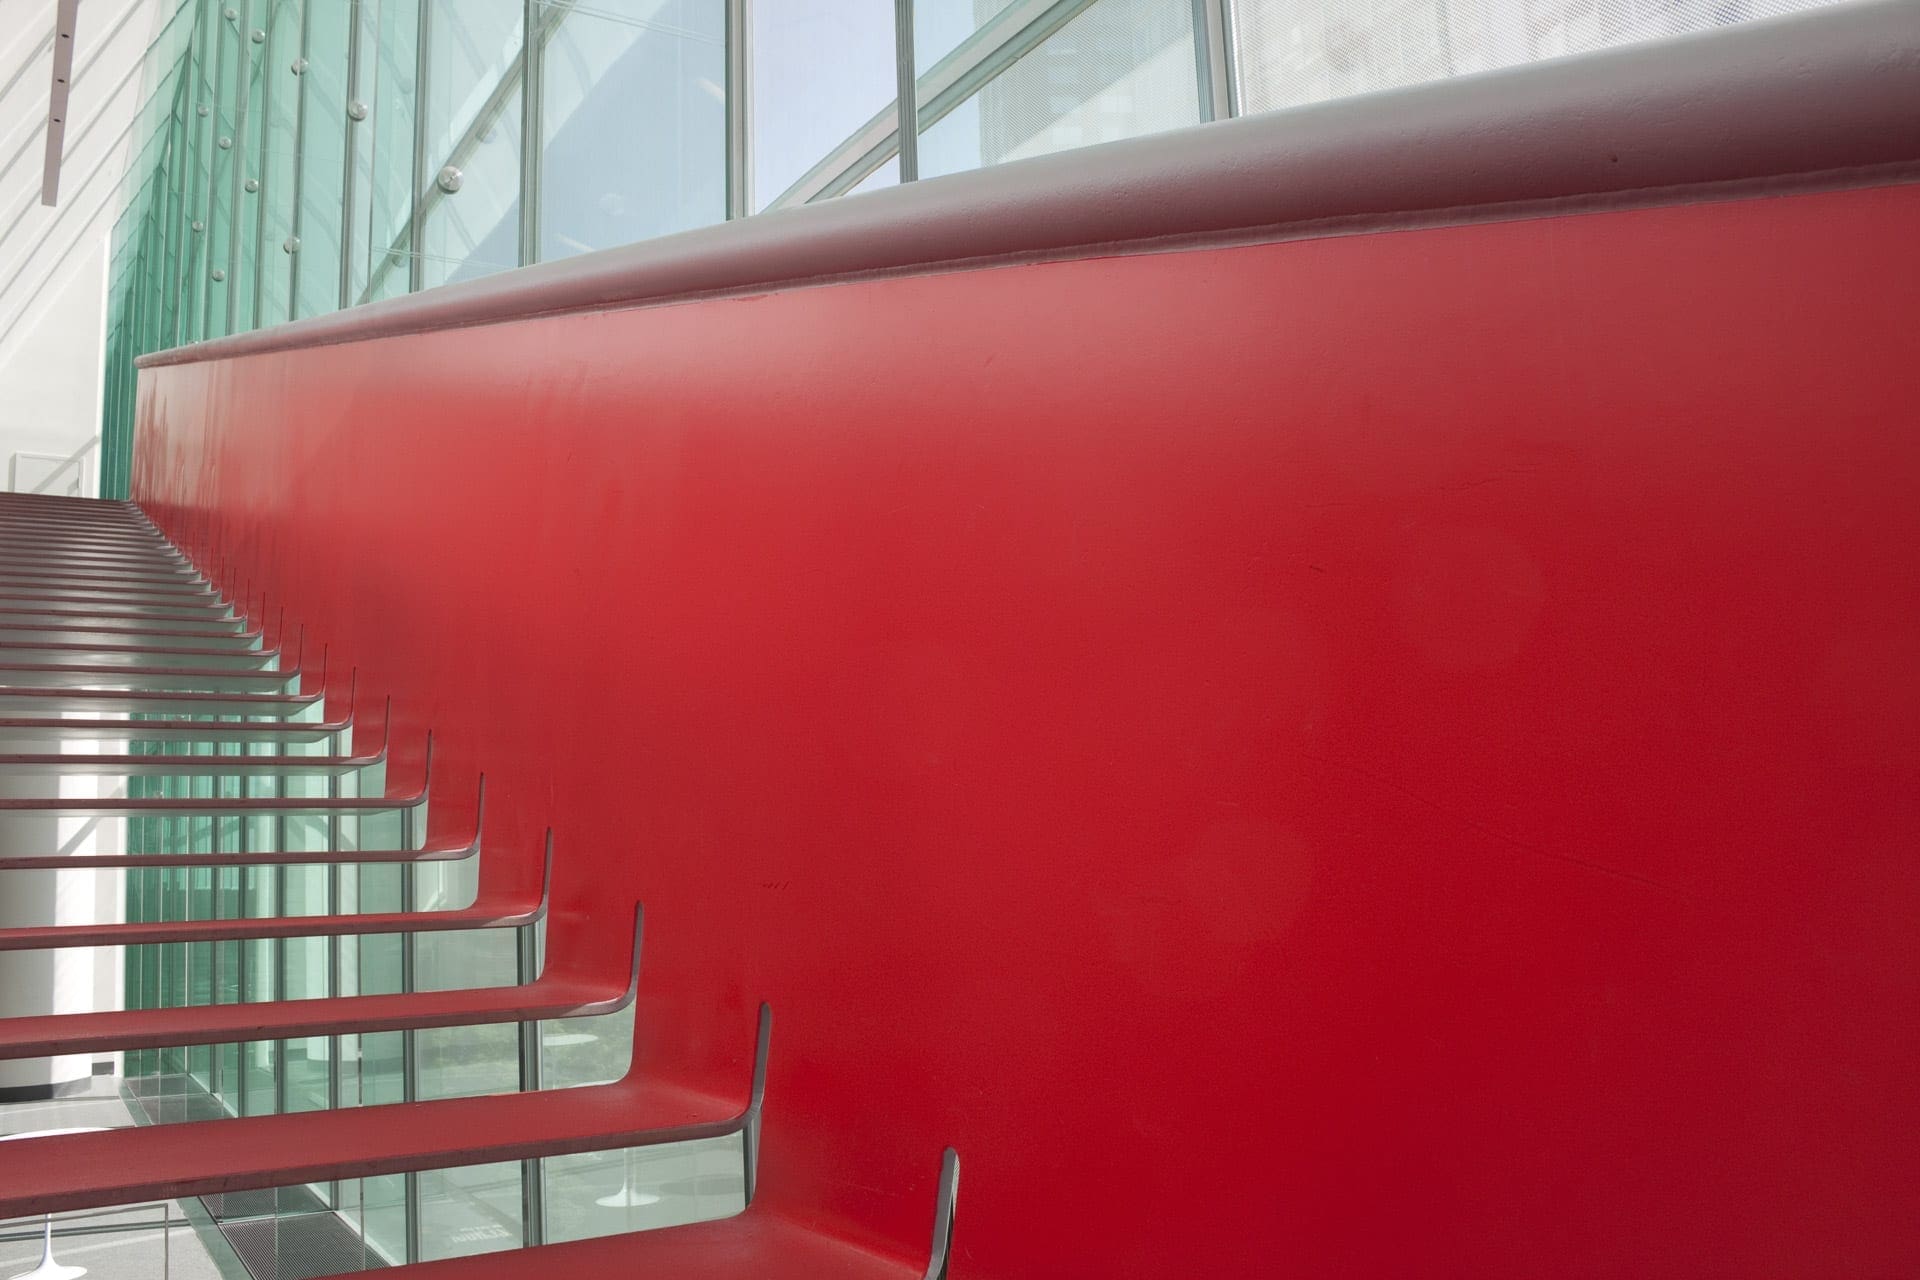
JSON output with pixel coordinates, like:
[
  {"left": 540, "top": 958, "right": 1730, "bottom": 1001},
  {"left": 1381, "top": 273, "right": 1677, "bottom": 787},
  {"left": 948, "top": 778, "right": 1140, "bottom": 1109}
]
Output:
[{"left": 135, "top": 181, "right": 1920, "bottom": 1276}]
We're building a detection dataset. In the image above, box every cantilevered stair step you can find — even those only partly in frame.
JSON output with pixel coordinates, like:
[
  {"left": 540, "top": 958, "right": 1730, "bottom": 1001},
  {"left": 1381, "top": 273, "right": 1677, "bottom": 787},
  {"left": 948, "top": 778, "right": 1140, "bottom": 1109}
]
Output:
[
  {"left": 0, "top": 605, "right": 245, "bottom": 632},
  {"left": 0, "top": 775, "right": 475, "bottom": 869},
  {"left": 0, "top": 621, "right": 262, "bottom": 648},
  {"left": 0, "top": 661, "right": 297, "bottom": 693},
  {"left": 0, "top": 712, "right": 349, "bottom": 747},
  {"left": 0, "top": 594, "right": 230, "bottom": 621},
  {"left": 0, "top": 994, "right": 766, "bottom": 1218},
  {"left": 337, "top": 1148, "right": 959, "bottom": 1280},
  {"left": 0, "top": 748, "right": 380, "bottom": 779},
  {"left": 0, "top": 890, "right": 621, "bottom": 1062},
  {"left": 0, "top": 973, "right": 622, "bottom": 1061},
  {"left": 0, "top": 683, "right": 325, "bottom": 717},
  {"left": 0, "top": 566, "right": 203, "bottom": 587},
  {"left": 0, "top": 577, "right": 216, "bottom": 603},
  {"left": 0, "top": 585, "right": 226, "bottom": 611},
  {"left": 0, "top": 638, "right": 282, "bottom": 668},
  {"left": 0, "top": 824, "right": 540, "bottom": 951},
  {"left": 0, "top": 783, "right": 423, "bottom": 820}
]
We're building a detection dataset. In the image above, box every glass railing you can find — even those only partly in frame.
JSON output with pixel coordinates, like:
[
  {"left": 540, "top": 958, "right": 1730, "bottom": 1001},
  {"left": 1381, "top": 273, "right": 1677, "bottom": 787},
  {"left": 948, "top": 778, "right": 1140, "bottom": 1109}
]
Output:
[{"left": 95, "top": 0, "right": 1852, "bottom": 497}]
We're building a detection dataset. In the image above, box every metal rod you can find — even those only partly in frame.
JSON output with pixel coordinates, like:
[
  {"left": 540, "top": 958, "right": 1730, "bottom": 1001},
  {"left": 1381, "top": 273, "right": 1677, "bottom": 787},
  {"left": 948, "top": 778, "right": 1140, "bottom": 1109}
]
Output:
[
  {"left": 1193, "top": 0, "right": 1235, "bottom": 123},
  {"left": 892, "top": 0, "right": 917, "bottom": 183},
  {"left": 519, "top": 0, "right": 542, "bottom": 266},
  {"left": 407, "top": 0, "right": 430, "bottom": 293},
  {"left": 198, "top": 0, "right": 230, "bottom": 341},
  {"left": 250, "top": 0, "right": 277, "bottom": 326},
  {"left": 517, "top": 917, "right": 544, "bottom": 1245},
  {"left": 724, "top": 0, "right": 750, "bottom": 218},
  {"left": 338, "top": 0, "right": 364, "bottom": 309},
  {"left": 234, "top": 732, "right": 251, "bottom": 1118},
  {"left": 325, "top": 718, "right": 341, "bottom": 1123},
  {"left": 225, "top": 0, "right": 255, "bottom": 335},
  {"left": 273, "top": 759, "right": 288, "bottom": 1117},
  {"left": 401, "top": 796, "right": 421, "bottom": 1263},
  {"left": 286, "top": 0, "right": 312, "bottom": 320}
]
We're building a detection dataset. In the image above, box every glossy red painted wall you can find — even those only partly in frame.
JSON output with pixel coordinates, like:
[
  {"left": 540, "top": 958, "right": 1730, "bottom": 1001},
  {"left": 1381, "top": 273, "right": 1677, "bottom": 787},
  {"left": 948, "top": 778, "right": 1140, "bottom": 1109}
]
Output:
[{"left": 135, "top": 182, "right": 1920, "bottom": 1276}]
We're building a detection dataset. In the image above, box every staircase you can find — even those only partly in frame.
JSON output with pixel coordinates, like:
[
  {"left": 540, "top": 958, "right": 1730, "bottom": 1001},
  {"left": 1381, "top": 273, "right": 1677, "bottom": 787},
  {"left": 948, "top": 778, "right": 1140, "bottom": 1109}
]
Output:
[{"left": 0, "top": 492, "right": 955, "bottom": 1279}]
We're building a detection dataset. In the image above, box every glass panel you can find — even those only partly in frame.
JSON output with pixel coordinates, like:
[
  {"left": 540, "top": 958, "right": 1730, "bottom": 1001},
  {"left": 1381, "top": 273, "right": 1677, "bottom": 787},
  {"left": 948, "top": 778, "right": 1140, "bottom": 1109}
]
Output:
[
  {"left": 419, "top": 0, "right": 524, "bottom": 286},
  {"left": 543, "top": 1135, "right": 745, "bottom": 1243},
  {"left": 181, "top": 0, "right": 219, "bottom": 344},
  {"left": 419, "top": 1161, "right": 523, "bottom": 1261},
  {"left": 295, "top": 0, "right": 353, "bottom": 317},
  {"left": 537, "top": 0, "right": 726, "bottom": 261},
  {"left": 203, "top": 2, "right": 244, "bottom": 338},
  {"left": 343, "top": 1173, "right": 409, "bottom": 1264},
  {"left": 241, "top": 757, "right": 281, "bottom": 1115},
  {"left": 918, "top": 0, "right": 1201, "bottom": 179},
  {"left": 361, "top": 0, "right": 422, "bottom": 301},
  {"left": 1229, "top": 0, "right": 1844, "bottom": 114},
  {"left": 750, "top": 0, "right": 897, "bottom": 209},
  {"left": 257, "top": 0, "right": 303, "bottom": 324},
  {"left": 232, "top": 3, "right": 268, "bottom": 333},
  {"left": 910, "top": 0, "right": 1023, "bottom": 182},
  {"left": 851, "top": 152, "right": 900, "bottom": 194},
  {"left": 344, "top": 0, "right": 379, "bottom": 301}
]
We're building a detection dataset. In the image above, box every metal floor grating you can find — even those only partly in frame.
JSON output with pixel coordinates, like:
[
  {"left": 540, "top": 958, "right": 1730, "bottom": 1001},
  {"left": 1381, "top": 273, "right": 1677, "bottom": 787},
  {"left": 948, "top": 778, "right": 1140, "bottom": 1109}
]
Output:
[
  {"left": 220, "top": 1210, "right": 387, "bottom": 1279},
  {"left": 203, "top": 1183, "right": 329, "bottom": 1221}
]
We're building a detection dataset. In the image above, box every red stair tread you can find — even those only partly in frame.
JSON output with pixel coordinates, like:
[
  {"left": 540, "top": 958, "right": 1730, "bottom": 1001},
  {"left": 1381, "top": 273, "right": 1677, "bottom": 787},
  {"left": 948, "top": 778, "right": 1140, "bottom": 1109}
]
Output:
[
  {"left": 0, "top": 836, "right": 476, "bottom": 869},
  {"left": 0, "top": 975, "right": 618, "bottom": 1061},
  {"left": 0, "top": 790, "right": 418, "bottom": 815},
  {"left": 0, "top": 894, "right": 537, "bottom": 951},
  {"left": 0, "top": 1075, "right": 740, "bottom": 1218}
]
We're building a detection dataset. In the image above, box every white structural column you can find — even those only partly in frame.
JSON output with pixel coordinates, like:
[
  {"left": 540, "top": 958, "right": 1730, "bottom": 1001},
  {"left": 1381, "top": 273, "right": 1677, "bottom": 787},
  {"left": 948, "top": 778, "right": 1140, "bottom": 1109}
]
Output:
[{"left": 0, "top": 731, "right": 124, "bottom": 1101}]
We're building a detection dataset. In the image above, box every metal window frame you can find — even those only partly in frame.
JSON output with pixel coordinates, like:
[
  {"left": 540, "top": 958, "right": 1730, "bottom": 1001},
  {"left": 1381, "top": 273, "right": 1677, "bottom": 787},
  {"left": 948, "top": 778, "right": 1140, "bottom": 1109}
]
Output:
[
  {"left": 1194, "top": 0, "right": 1236, "bottom": 121},
  {"left": 767, "top": 0, "right": 1101, "bottom": 210},
  {"left": 519, "top": 0, "right": 543, "bottom": 266},
  {"left": 225, "top": 0, "right": 256, "bottom": 336},
  {"left": 377, "top": 0, "right": 572, "bottom": 300},
  {"left": 408, "top": 0, "right": 431, "bottom": 292},
  {"left": 893, "top": 0, "right": 919, "bottom": 184},
  {"left": 287, "top": 0, "right": 313, "bottom": 321},
  {"left": 339, "top": 0, "right": 365, "bottom": 309},
  {"left": 725, "top": 0, "right": 751, "bottom": 219},
  {"left": 194, "top": 0, "right": 227, "bottom": 342}
]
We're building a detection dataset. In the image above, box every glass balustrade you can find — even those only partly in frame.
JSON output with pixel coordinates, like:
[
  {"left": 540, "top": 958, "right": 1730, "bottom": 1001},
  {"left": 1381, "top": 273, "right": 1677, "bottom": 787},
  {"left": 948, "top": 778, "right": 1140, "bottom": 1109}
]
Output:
[{"left": 96, "top": 0, "right": 1844, "bottom": 498}]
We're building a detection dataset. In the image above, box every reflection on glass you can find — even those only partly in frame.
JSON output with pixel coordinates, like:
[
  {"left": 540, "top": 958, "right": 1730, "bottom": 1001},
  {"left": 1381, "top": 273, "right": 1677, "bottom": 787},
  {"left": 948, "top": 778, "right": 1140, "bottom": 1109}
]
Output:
[
  {"left": 419, "top": 1160, "right": 523, "bottom": 1261},
  {"left": 420, "top": 0, "right": 524, "bottom": 286},
  {"left": 538, "top": 0, "right": 725, "bottom": 261},
  {"left": 361, "top": 0, "right": 422, "bottom": 301},
  {"left": 544, "top": 1135, "right": 745, "bottom": 1243},
  {"left": 203, "top": 3, "right": 242, "bottom": 338},
  {"left": 294, "top": 0, "right": 352, "bottom": 317},
  {"left": 232, "top": 7, "right": 269, "bottom": 334},
  {"left": 750, "top": 0, "right": 897, "bottom": 209},
  {"left": 256, "top": 0, "right": 303, "bottom": 324},
  {"left": 919, "top": 0, "right": 1200, "bottom": 179},
  {"left": 1230, "top": 0, "right": 1841, "bottom": 116}
]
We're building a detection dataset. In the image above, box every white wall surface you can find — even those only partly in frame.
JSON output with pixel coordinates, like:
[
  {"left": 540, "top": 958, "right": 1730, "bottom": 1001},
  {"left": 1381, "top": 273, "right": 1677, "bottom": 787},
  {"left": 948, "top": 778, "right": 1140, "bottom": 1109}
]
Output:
[{"left": 0, "top": 0, "right": 177, "bottom": 493}]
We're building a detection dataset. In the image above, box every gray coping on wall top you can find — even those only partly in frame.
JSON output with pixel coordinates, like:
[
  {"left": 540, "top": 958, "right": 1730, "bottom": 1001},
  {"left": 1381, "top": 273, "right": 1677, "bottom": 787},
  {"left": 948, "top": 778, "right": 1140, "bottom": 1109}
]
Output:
[{"left": 139, "top": 0, "right": 1920, "bottom": 370}]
